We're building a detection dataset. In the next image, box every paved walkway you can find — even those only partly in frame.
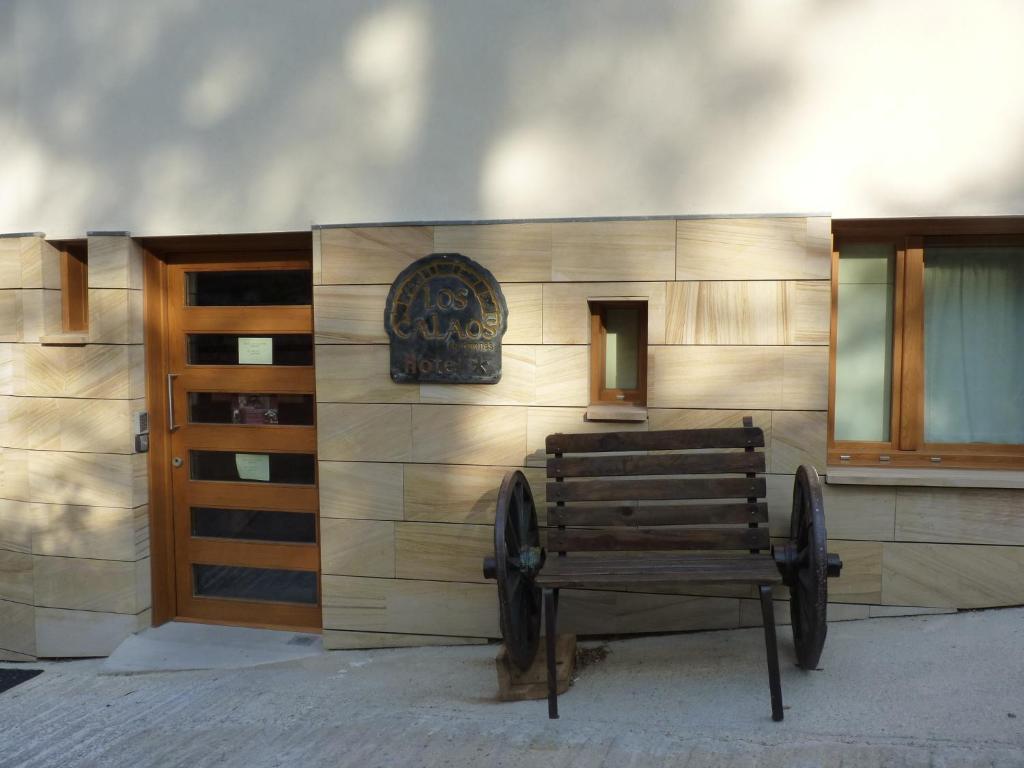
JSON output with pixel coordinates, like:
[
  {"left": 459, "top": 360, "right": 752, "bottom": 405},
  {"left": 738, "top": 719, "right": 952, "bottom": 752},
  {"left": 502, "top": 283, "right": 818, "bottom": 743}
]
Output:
[{"left": 2, "top": 608, "right": 1023, "bottom": 767}]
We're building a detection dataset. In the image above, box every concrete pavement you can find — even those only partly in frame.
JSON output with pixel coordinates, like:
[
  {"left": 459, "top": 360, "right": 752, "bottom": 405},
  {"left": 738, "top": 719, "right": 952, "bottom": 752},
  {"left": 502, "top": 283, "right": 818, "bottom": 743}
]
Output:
[{"left": 1, "top": 608, "right": 1023, "bottom": 767}]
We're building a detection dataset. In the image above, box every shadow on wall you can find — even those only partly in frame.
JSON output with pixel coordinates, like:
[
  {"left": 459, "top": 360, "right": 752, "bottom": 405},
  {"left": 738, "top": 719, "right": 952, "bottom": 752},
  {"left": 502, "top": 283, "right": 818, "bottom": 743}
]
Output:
[
  {"left": 9, "top": 0, "right": 779, "bottom": 233},
  {"left": 9, "top": 0, "right": 1024, "bottom": 237}
]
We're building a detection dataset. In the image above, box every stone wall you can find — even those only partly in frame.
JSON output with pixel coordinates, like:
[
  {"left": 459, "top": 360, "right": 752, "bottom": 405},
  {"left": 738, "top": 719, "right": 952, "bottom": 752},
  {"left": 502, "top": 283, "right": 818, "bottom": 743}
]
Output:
[
  {"left": 312, "top": 215, "right": 986, "bottom": 651},
  {"left": 4, "top": 218, "right": 1023, "bottom": 658},
  {"left": 0, "top": 234, "right": 150, "bottom": 659}
]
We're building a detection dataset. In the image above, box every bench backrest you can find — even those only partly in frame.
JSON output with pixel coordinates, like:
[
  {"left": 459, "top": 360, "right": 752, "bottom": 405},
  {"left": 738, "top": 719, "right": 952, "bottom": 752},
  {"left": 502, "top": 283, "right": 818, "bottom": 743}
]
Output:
[{"left": 544, "top": 420, "right": 768, "bottom": 555}]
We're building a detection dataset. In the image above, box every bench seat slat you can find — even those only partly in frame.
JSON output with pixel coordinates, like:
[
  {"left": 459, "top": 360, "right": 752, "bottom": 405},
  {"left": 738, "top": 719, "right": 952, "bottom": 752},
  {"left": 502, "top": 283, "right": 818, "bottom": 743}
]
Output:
[
  {"left": 546, "top": 526, "right": 769, "bottom": 552},
  {"left": 536, "top": 553, "right": 781, "bottom": 588},
  {"left": 547, "top": 502, "right": 768, "bottom": 527},
  {"left": 547, "top": 452, "right": 765, "bottom": 478},
  {"left": 545, "top": 427, "right": 764, "bottom": 455},
  {"left": 547, "top": 476, "right": 765, "bottom": 503}
]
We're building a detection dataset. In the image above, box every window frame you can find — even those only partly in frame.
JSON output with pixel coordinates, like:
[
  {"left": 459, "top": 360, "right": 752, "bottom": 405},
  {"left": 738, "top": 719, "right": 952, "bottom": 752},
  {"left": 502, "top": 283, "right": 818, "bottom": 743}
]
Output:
[
  {"left": 54, "top": 240, "right": 89, "bottom": 333},
  {"left": 588, "top": 300, "right": 648, "bottom": 407},
  {"left": 829, "top": 218, "right": 1024, "bottom": 471}
]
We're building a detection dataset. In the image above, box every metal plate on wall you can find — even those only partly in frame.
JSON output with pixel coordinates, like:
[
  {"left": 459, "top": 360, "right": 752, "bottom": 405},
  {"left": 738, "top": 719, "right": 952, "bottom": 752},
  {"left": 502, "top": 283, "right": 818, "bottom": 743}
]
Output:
[{"left": 385, "top": 253, "right": 508, "bottom": 384}]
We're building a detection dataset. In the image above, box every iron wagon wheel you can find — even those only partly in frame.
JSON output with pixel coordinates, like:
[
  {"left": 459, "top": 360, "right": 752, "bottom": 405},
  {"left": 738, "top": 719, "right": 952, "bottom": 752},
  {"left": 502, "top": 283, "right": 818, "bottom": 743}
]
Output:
[
  {"left": 788, "top": 464, "right": 829, "bottom": 669},
  {"left": 485, "top": 470, "right": 543, "bottom": 672}
]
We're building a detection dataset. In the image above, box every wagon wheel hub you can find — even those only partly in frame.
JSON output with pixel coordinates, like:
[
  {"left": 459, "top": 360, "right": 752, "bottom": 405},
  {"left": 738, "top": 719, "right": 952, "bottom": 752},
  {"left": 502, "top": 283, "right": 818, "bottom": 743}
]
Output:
[{"left": 516, "top": 546, "right": 545, "bottom": 577}]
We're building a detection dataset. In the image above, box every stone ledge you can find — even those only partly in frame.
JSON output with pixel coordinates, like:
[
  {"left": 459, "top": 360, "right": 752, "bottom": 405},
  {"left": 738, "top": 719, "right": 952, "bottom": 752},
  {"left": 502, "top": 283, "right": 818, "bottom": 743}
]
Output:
[
  {"left": 585, "top": 404, "right": 648, "bottom": 423},
  {"left": 826, "top": 466, "right": 1024, "bottom": 490},
  {"left": 40, "top": 333, "right": 89, "bottom": 346}
]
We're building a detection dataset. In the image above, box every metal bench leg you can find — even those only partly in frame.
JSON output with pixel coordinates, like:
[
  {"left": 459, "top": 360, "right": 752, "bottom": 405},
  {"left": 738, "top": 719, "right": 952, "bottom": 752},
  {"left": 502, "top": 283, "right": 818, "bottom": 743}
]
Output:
[
  {"left": 758, "top": 584, "right": 784, "bottom": 721},
  {"left": 544, "top": 588, "right": 559, "bottom": 719}
]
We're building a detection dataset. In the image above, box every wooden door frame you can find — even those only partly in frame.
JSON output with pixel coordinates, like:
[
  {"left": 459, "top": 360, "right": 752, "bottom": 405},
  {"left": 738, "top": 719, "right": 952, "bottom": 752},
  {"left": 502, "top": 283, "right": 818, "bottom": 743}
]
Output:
[
  {"left": 144, "top": 246, "right": 175, "bottom": 625},
  {"left": 141, "top": 232, "right": 314, "bottom": 627}
]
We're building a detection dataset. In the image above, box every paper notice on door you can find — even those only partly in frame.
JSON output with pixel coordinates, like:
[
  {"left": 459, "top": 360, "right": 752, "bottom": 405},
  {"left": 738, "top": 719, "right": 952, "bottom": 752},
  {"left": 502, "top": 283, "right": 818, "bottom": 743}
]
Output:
[
  {"left": 235, "top": 453, "right": 270, "bottom": 482},
  {"left": 238, "top": 337, "right": 273, "bottom": 365}
]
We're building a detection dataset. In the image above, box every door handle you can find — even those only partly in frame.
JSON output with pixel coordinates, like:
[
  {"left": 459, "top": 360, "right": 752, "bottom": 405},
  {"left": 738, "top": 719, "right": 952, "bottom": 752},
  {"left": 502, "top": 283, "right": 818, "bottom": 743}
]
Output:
[{"left": 167, "top": 373, "right": 179, "bottom": 432}]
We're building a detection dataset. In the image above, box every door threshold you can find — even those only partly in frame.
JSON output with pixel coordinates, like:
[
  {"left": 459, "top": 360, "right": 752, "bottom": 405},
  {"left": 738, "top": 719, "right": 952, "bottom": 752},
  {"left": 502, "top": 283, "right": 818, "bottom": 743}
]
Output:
[
  {"left": 101, "top": 620, "right": 324, "bottom": 675},
  {"left": 172, "top": 615, "right": 322, "bottom": 635}
]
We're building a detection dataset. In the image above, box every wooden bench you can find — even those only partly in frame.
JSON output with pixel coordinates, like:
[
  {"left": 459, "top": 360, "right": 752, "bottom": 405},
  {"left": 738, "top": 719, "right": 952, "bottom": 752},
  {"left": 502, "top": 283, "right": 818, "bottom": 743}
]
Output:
[{"left": 483, "top": 417, "right": 841, "bottom": 722}]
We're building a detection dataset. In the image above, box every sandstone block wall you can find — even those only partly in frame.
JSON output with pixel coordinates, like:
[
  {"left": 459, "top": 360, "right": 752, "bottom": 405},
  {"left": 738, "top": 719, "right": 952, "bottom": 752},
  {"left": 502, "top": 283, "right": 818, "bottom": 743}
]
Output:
[
  {"left": 4, "top": 218, "right": 1022, "bottom": 658},
  {"left": 0, "top": 234, "right": 150, "bottom": 660},
  {"left": 313, "top": 216, "right": 1020, "bottom": 652}
]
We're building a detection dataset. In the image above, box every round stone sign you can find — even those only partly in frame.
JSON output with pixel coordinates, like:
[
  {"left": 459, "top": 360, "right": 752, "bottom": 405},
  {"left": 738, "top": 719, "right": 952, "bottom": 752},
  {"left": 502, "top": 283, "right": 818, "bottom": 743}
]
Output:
[{"left": 384, "top": 253, "right": 508, "bottom": 384}]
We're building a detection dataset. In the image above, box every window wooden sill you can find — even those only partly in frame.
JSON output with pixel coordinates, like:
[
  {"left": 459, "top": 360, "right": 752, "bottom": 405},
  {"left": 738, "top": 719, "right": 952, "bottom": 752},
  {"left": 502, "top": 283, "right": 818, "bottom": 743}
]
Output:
[
  {"left": 826, "top": 466, "right": 1024, "bottom": 490},
  {"left": 40, "top": 332, "right": 88, "bottom": 346},
  {"left": 585, "top": 404, "right": 648, "bottom": 423}
]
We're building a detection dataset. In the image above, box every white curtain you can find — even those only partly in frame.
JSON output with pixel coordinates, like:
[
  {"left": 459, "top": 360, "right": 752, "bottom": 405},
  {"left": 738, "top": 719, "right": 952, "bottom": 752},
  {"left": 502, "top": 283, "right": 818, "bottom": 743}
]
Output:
[{"left": 924, "top": 246, "right": 1024, "bottom": 444}]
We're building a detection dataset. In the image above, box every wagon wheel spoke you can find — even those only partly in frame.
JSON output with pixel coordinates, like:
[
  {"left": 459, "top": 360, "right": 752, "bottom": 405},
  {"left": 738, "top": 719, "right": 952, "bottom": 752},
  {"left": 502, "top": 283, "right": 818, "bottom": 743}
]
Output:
[
  {"left": 509, "top": 576, "right": 535, "bottom": 631},
  {"left": 505, "top": 517, "right": 521, "bottom": 552},
  {"left": 518, "top": 585, "right": 532, "bottom": 623},
  {"left": 797, "top": 568, "right": 817, "bottom": 606},
  {"left": 795, "top": 571, "right": 817, "bottom": 649},
  {"left": 523, "top": 582, "right": 538, "bottom": 609},
  {"left": 515, "top": 481, "right": 528, "bottom": 549},
  {"left": 525, "top": 585, "right": 541, "bottom": 625}
]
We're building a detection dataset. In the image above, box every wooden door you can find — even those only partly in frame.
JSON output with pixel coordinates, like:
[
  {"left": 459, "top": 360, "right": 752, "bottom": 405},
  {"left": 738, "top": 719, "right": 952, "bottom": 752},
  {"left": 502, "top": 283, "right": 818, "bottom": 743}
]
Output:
[{"left": 164, "top": 253, "right": 320, "bottom": 631}]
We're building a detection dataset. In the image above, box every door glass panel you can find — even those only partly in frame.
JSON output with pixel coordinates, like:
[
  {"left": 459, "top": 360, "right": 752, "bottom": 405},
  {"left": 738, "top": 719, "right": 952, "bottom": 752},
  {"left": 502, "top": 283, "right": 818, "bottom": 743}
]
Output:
[
  {"left": 193, "top": 564, "right": 317, "bottom": 604},
  {"left": 604, "top": 307, "right": 640, "bottom": 390},
  {"left": 187, "top": 334, "right": 314, "bottom": 366},
  {"left": 190, "top": 450, "right": 316, "bottom": 485},
  {"left": 834, "top": 243, "right": 895, "bottom": 442},
  {"left": 191, "top": 507, "right": 316, "bottom": 543},
  {"left": 186, "top": 270, "right": 312, "bottom": 306},
  {"left": 188, "top": 392, "right": 315, "bottom": 425}
]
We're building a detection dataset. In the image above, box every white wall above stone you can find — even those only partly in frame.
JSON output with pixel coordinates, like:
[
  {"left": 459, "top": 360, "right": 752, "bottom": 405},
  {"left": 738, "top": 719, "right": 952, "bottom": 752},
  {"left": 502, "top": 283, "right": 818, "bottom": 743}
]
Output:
[{"left": 3, "top": 0, "right": 1024, "bottom": 238}]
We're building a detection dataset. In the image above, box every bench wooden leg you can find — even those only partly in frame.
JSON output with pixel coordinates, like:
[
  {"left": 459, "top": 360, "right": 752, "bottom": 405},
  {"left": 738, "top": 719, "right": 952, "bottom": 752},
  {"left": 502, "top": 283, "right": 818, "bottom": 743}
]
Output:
[
  {"left": 758, "top": 584, "right": 784, "bottom": 721},
  {"left": 544, "top": 588, "right": 559, "bottom": 719}
]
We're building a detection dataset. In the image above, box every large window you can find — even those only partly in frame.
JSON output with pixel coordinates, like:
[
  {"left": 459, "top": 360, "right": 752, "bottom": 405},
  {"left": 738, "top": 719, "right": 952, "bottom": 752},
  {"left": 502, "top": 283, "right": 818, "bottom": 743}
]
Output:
[{"left": 830, "top": 219, "right": 1024, "bottom": 470}]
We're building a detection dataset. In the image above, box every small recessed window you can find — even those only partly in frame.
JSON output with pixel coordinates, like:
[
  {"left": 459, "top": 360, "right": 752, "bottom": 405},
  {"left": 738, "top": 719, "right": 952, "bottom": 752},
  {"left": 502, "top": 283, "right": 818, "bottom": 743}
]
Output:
[
  {"left": 589, "top": 300, "right": 647, "bottom": 406},
  {"left": 56, "top": 240, "right": 88, "bottom": 332}
]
